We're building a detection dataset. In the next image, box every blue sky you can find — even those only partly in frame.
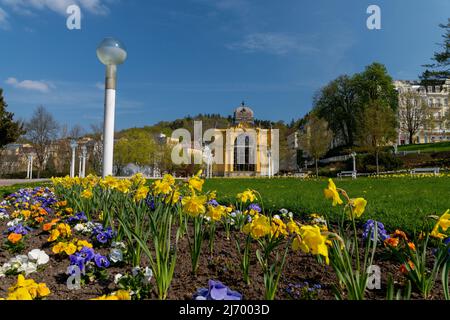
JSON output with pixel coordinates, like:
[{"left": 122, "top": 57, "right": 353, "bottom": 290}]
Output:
[{"left": 0, "top": 0, "right": 449, "bottom": 131}]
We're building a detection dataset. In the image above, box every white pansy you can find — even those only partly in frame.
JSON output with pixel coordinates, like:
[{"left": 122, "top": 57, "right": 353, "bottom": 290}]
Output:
[
  {"left": 143, "top": 267, "right": 153, "bottom": 283},
  {"left": 18, "top": 262, "right": 37, "bottom": 276},
  {"left": 112, "top": 241, "right": 126, "bottom": 250},
  {"left": 273, "top": 215, "right": 281, "bottom": 220},
  {"left": 109, "top": 248, "right": 123, "bottom": 263},
  {"left": 132, "top": 266, "right": 141, "bottom": 277},
  {"left": 114, "top": 273, "right": 123, "bottom": 284},
  {"left": 7, "top": 218, "right": 23, "bottom": 227},
  {"left": 28, "top": 249, "right": 50, "bottom": 265},
  {"left": 74, "top": 223, "right": 86, "bottom": 232}
]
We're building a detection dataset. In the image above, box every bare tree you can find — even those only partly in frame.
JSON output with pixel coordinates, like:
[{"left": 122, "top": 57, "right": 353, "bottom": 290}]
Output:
[
  {"left": 299, "top": 114, "right": 333, "bottom": 177},
  {"left": 398, "top": 91, "right": 430, "bottom": 144},
  {"left": 25, "top": 106, "right": 59, "bottom": 178},
  {"left": 359, "top": 100, "right": 397, "bottom": 175},
  {"left": 70, "top": 124, "right": 85, "bottom": 140}
]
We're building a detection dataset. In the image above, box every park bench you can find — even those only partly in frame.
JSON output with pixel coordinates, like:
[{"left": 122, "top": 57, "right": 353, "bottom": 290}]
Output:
[
  {"left": 410, "top": 167, "right": 440, "bottom": 176},
  {"left": 337, "top": 171, "right": 357, "bottom": 179}
]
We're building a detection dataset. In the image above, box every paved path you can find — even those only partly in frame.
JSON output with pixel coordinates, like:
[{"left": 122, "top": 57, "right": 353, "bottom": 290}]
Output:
[{"left": 0, "top": 179, "right": 50, "bottom": 187}]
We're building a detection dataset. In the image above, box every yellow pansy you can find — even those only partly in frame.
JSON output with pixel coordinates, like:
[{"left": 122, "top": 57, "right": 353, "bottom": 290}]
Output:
[
  {"left": 48, "top": 229, "right": 60, "bottom": 242},
  {"left": 76, "top": 240, "right": 93, "bottom": 250},
  {"left": 323, "top": 179, "right": 343, "bottom": 206}
]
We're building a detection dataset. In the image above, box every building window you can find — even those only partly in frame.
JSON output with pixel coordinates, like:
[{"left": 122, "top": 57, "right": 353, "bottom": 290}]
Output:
[{"left": 234, "top": 135, "right": 255, "bottom": 172}]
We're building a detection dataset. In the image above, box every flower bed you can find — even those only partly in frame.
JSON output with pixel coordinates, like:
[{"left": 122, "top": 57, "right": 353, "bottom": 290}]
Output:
[{"left": 0, "top": 174, "right": 449, "bottom": 300}]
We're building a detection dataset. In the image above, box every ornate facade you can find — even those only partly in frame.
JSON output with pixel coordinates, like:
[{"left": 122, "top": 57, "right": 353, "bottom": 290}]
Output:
[{"left": 395, "top": 79, "right": 450, "bottom": 145}]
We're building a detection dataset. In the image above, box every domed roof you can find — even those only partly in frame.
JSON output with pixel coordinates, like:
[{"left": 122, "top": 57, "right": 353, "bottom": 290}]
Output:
[{"left": 234, "top": 102, "right": 254, "bottom": 124}]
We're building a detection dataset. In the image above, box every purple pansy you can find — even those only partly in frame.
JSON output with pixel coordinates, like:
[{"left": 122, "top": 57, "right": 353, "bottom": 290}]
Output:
[
  {"left": 194, "top": 280, "right": 242, "bottom": 300},
  {"left": 94, "top": 254, "right": 110, "bottom": 268}
]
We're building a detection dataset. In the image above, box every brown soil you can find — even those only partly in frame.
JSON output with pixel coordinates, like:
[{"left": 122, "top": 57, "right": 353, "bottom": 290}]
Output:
[{"left": 0, "top": 217, "right": 447, "bottom": 300}]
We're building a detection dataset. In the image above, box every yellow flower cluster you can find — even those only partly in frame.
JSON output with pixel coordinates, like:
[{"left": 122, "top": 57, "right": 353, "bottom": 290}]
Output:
[
  {"left": 237, "top": 189, "right": 257, "bottom": 203},
  {"left": 1, "top": 275, "right": 51, "bottom": 300},
  {"left": 52, "top": 239, "right": 93, "bottom": 255},
  {"left": 91, "top": 290, "right": 131, "bottom": 300},
  {"left": 48, "top": 223, "right": 72, "bottom": 242}
]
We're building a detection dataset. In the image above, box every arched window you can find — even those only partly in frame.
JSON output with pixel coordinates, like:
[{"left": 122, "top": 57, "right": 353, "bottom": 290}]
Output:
[{"left": 234, "top": 135, "right": 255, "bottom": 172}]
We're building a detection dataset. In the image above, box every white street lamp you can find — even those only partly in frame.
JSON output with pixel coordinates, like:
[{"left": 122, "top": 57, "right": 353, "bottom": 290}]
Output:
[
  {"left": 97, "top": 37, "right": 128, "bottom": 178},
  {"left": 27, "top": 154, "right": 34, "bottom": 180},
  {"left": 70, "top": 140, "right": 78, "bottom": 178},
  {"left": 81, "top": 145, "right": 88, "bottom": 178}
]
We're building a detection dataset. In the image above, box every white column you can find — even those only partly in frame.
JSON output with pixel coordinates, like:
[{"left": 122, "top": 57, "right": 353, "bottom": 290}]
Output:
[
  {"left": 82, "top": 154, "right": 87, "bottom": 178},
  {"left": 26, "top": 157, "right": 30, "bottom": 179},
  {"left": 71, "top": 147, "right": 76, "bottom": 178},
  {"left": 102, "top": 65, "right": 117, "bottom": 178},
  {"left": 30, "top": 156, "right": 33, "bottom": 180},
  {"left": 79, "top": 156, "right": 83, "bottom": 177}
]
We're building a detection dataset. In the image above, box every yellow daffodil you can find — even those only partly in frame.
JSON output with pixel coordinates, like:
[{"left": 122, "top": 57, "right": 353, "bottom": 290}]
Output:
[
  {"left": 182, "top": 194, "right": 207, "bottom": 217},
  {"left": 287, "top": 219, "right": 300, "bottom": 235},
  {"left": 243, "top": 215, "right": 271, "bottom": 239},
  {"left": 134, "top": 186, "right": 149, "bottom": 202},
  {"left": 237, "top": 189, "right": 257, "bottom": 203},
  {"left": 292, "top": 225, "right": 329, "bottom": 264},
  {"left": 323, "top": 179, "right": 343, "bottom": 206},
  {"left": 81, "top": 189, "right": 93, "bottom": 199},
  {"left": 431, "top": 209, "right": 450, "bottom": 239},
  {"left": 271, "top": 217, "right": 288, "bottom": 238},
  {"left": 153, "top": 180, "right": 172, "bottom": 195},
  {"left": 349, "top": 198, "right": 367, "bottom": 219},
  {"left": 188, "top": 175, "right": 204, "bottom": 192},
  {"left": 206, "top": 205, "right": 226, "bottom": 221}
]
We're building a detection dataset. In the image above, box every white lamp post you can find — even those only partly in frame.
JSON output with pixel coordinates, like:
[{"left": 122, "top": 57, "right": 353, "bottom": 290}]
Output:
[
  {"left": 81, "top": 146, "right": 88, "bottom": 178},
  {"left": 27, "top": 154, "right": 34, "bottom": 180},
  {"left": 97, "top": 37, "right": 128, "bottom": 178},
  {"left": 70, "top": 140, "right": 78, "bottom": 178},
  {"left": 267, "top": 149, "right": 272, "bottom": 178}
]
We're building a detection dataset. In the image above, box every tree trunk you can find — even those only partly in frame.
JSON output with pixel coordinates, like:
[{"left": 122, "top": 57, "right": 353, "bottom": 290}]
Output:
[
  {"left": 376, "top": 150, "right": 380, "bottom": 175},
  {"left": 409, "top": 131, "right": 414, "bottom": 145},
  {"left": 315, "top": 158, "right": 319, "bottom": 178}
]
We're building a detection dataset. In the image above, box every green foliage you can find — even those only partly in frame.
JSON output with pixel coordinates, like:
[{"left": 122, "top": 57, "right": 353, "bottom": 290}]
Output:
[
  {"left": 313, "top": 62, "right": 398, "bottom": 149},
  {"left": 0, "top": 89, "right": 24, "bottom": 149},
  {"left": 421, "top": 19, "right": 450, "bottom": 83}
]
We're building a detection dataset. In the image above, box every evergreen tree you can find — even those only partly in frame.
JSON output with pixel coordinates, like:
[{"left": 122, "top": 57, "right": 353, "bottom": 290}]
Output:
[
  {"left": 421, "top": 19, "right": 450, "bottom": 84},
  {"left": 0, "top": 88, "right": 24, "bottom": 149}
]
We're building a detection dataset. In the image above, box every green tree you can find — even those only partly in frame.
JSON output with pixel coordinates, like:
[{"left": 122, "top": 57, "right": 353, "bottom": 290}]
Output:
[
  {"left": 298, "top": 114, "right": 333, "bottom": 178},
  {"left": 114, "top": 130, "right": 157, "bottom": 175},
  {"left": 0, "top": 89, "right": 24, "bottom": 149},
  {"left": 314, "top": 75, "right": 359, "bottom": 147},
  {"left": 314, "top": 63, "right": 397, "bottom": 149},
  {"left": 421, "top": 19, "right": 450, "bottom": 84},
  {"left": 353, "top": 62, "right": 398, "bottom": 112},
  {"left": 358, "top": 101, "right": 397, "bottom": 175}
]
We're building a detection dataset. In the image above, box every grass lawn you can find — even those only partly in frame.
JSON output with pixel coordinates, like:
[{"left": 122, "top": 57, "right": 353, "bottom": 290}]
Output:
[
  {"left": 204, "top": 177, "right": 450, "bottom": 233},
  {"left": 1, "top": 177, "right": 449, "bottom": 233},
  {"left": 398, "top": 141, "right": 450, "bottom": 153}
]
